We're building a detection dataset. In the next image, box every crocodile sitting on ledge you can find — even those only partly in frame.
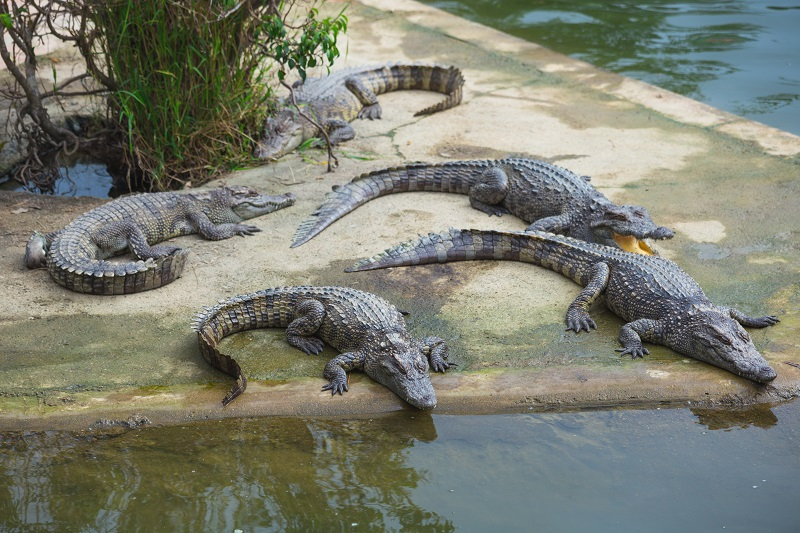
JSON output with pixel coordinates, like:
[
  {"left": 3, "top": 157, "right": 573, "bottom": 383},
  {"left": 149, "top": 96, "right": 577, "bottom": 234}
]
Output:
[
  {"left": 24, "top": 186, "right": 295, "bottom": 295},
  {"left": 346, "top": 228, "right": 779, "bottom": 383},
  {"left": 255, "top": 63, "right": 464, "bottom": 160},
  {"left": 192, "top": 285, "right": 453, "bottom": 408},
  {"left": 291, "top": 158, "right": 674, "bottom": 253}
]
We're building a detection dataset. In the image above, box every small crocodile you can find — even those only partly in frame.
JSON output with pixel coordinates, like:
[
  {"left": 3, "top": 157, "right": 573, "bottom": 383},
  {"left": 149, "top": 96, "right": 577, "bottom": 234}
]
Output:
[
  {"left": 192, "top": 285, "right": 453, "bottom": 408},
  {"left": 255, "top": 63, "right": 464, "bottom": 160},
  {"left": 25, "top": 186, "right": 295, "bottom": 295},
  {"left": 291, "top": 158, "right": 674, "bottom": 253},
  {"left": 346, "top": 228, "right": 779, "bottom": 383}
]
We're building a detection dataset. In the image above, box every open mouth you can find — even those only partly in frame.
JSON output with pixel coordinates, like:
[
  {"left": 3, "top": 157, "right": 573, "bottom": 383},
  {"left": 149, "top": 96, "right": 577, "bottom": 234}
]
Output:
[{"left": 612, "top": 234, "right": 655, "bottom": 255}]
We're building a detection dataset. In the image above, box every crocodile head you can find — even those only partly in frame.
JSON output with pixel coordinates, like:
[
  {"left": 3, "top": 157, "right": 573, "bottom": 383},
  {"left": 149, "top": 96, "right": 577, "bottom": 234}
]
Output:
[
  {"left": 254, "top": 112, "right": 305, "bottom": 160},
  {"left": 199, "top": 186, "right": 296, "bottom": 222},
  {"left": 590, "top": 204, "right": 674, "bottom": 255},
  {"left": 681, "top": 307, "right": 777, "bottom": 383},
  {"left": 366, "top": 332, "right": 437, "bottom": 410}
]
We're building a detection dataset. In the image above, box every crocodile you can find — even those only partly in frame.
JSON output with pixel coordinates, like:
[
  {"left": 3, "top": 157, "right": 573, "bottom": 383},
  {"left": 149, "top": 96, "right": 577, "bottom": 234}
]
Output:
[
  {"left": 346, "top": 228, "right": 779, "bottom": 383},
  {"left": 255, "top": 63, "right": 464, "bottom": 160},
  {"left": 291, "top": 158, "right": 674, "bottom": 253},
  {"left": 24, "top": 186, "right": 295, "bottom": 295},
  {"left": 192, "top": 285, "right": 453, "bottom": 408}
]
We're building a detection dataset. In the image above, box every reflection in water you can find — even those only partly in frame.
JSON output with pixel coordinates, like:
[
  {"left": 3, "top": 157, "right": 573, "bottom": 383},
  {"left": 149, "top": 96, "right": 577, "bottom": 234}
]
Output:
[
  {"left": 421, "top": 0, "right": 800, "bottom": 135},
  {"left": 691, "top": 403, "right": 778, "bottom": 430},
  {"left": 1, "top": 404, "right": 799, "bottom": 531},
  {"left": 0, "top": 415, "right": 452, "bottom": 532}
]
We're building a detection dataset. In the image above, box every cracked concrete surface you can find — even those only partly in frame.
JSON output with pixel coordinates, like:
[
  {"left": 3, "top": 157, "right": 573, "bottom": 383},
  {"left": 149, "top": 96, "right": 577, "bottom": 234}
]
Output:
[{"left": 0, "top": 0, "right": 798, "bottom": 430}]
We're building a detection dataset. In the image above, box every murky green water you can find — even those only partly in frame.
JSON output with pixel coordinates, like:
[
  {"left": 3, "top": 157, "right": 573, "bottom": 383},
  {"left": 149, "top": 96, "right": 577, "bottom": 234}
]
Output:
[
  {"left": 2, "top": 401, "right": 798, "bottom": 531},
  {"left": 420, "top": 0, "right": 800, "bottom": 136}
]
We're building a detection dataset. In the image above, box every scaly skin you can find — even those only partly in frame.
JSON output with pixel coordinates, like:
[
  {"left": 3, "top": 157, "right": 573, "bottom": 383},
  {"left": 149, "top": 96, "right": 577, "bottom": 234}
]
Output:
[
  {"left": 291, "top": 158, "right": 674, "bottom": 252},
  {"left": 255, "top": 63, "right": 464, "bottom": 160},
  {"left": 25, "top": 186, "right": 295, "bottom": 295},
  {"left": 192, "top": 286, "right": 453, "bottom": 408},
  {"left": 346, "top": 228, "right": 779, "bottom": 383}
]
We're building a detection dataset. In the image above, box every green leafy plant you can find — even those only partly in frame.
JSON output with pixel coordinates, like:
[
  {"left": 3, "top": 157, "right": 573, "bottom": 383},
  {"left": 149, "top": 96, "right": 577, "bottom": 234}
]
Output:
[{"left": 0, "top": 0, "right": 348, "bottom": 191}]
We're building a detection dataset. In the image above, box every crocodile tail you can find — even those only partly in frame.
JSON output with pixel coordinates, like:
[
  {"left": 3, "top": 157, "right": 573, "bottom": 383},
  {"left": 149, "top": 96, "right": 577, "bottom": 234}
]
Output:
[
  {"left": 291, "top": 161, "right": 480, "bottom": 248},
  {"left": 364, "top": 64, "right": 464, "bottom": 116},
  {"left": 47, "top": 250, "right": 189, "bottom": 295},
  {"left": 346, "top": 227, "right": 580, "bottom": 273},
  {"left": 191, "top": 288, "right": 299, "bottom": 406}
]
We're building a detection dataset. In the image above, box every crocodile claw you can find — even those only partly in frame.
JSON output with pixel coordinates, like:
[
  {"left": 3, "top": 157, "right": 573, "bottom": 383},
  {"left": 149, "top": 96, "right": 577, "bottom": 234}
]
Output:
[
  {"left": 566, "top": 315, "right": 597, "bottom": 333},
  {"left": 754, "top": 315, "right": 780, "bottom": 327},
  {"left": 293, "top": 337, "right": 326, "bottom": 355},
  {"left": 616, "top": 346, "right": 649, "bottom": 359},
  {"left": 235, "top": 224, "right": 261, "bottom": 236},
  {"left": 322, "top": 378, "right": 349, "bottom": 396},
  {"left": 432, "top": 360, "right": 456, "bottom": 373}
]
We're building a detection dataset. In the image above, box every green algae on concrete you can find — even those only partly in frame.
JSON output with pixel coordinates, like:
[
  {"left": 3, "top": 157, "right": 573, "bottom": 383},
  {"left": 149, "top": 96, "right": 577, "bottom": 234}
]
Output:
[{"left": 1, "top": 0, "right": 799, "bottom": 429}]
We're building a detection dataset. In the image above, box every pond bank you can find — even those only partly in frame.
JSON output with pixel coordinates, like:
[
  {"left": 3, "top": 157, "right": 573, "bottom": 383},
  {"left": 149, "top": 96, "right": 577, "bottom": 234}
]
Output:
[{"left": 1, "top": 0, "right": 798, "bottom": 431}]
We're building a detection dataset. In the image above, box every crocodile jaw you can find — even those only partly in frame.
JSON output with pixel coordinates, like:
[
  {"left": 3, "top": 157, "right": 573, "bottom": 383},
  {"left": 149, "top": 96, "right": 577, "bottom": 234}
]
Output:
[
  {"left": 613, "top": 233, "right": 655, "bottom": 255},
  {"left": 368, "top": 345, "right": 438, "bottom": 410},
  {"left": 232, "top": 191, "right": 296, "bottom": 219},
  {"left": 684, "top": 311, "right": 777, "bottom": 383}
]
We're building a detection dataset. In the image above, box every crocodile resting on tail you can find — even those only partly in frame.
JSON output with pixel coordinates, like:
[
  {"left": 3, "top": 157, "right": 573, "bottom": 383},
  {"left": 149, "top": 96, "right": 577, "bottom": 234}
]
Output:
[
  {"left": 24, "top": 186, "right": 295, "bottom": 295},
  {"left": 292, "top": 158, "right": 674, "bottom": 253},
  {"left": 192, "top": 285, "right": 453, "bottom": 408},
  {"left": 255, "top": 63, "right": 464, "bottom": 160},
  {"left": 347, "top": 228, "right": 779, "bottom": 383}
]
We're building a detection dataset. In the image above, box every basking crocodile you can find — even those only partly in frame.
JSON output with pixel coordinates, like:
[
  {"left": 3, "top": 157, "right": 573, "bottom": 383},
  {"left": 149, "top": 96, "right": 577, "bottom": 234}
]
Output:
[
  {"left": 24, "top": 186, "right": 295, "bottom": 295},
  {"left": 291, "top": 158, "right": 674, "bottom": 253},
  {"left": 255, "top": 63, "right": 464, "bottom": 160},
  {"left": 347, "top": 228, "right": 779, "bottom": 383},
  {"left": 192, "top": 285, "right": 453, "bottom": 408}
]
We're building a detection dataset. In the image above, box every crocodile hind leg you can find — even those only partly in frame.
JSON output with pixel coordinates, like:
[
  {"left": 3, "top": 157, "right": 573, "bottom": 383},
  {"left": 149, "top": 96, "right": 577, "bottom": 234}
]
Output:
[
  {"left": 728, "top": 308, "right": 780, "bottom": 328},
  {"left": 469, "top": 167, "right": 511, "bottom": 216},
  {"left": 92, "top": 220, "right": 182, "bottom": 260},
  {"left": 286, "top": 299, "right": 327, "bottom": 355},
  {"left": 322, "top": 351, "right": 366, "bottom": 395}
]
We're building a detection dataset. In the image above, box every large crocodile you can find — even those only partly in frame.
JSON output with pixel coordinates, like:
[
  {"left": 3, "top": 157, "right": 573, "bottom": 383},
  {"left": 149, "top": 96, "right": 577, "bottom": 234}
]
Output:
[
  {"left": 25, "top": 186, "right": 295, "bottom": 295},
  {"left": 255, "top": 63, "right": 464, "bottom": 160},
  {"left": 192, "top": 285, "right": 453, "bottom": 408},
  {"left": 346, "top": 228, "right": 779, "bottom": 383},
  {"left": 291, "top": 158, "right": 674, "bottom": 253}
]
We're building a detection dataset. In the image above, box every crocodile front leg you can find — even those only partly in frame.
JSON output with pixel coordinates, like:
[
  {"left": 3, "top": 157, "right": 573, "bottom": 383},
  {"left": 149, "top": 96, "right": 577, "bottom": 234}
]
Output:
[
  {"left": 565, "top": 262, "right": 610, "bottom": 332},
  {"left": 286, "top": 299, "right": 326, "bottom": 355},
  {"left": 419, "top": 336, "right": 454, "bottom": 372},
  {"left": 728, "top": 308, "right": 780, "bottom": 328},
  {"left": 616, "top": 318, "right": 664, "bottom": 358},
  {"left": 345, "top": 77, "right": 382, "bottom": 119},
  {"left": 322, "top": 351, "right": 367, "bottom": 395},
  {"left": 469, "top": 167, "right": 511, "bottom": 216},
  {"left": 188, "top": 210, "right": 261, "bottom": 241},
  {"left": 527, "top": 213, "right": 572, "bottom": 234},
  {"left": 322, "top": 119, "right": 357, "bottom": 145}
]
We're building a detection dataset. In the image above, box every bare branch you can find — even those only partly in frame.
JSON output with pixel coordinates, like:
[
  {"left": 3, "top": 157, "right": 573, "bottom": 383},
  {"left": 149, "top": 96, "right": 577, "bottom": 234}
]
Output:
[{"left": 280, "top": 78, "right": 337, "bottom": 172}]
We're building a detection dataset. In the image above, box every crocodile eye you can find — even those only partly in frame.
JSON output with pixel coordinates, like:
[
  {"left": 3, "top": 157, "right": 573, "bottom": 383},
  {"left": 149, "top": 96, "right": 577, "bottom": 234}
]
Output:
[
  {"left": 390, "top": 356, "right": 409, "bottom": 375},
  {"left": 738, "top": 330, "right": 751, "bottom": 342},
  {"left": 607, "top": 212, "right": 629, "bottom": 222}
]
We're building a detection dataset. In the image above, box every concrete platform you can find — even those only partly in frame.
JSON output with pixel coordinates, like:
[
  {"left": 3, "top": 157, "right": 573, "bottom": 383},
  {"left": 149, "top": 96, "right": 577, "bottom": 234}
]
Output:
[{"left": 1, "top": 0, "right": 798, "bottom": 430}]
